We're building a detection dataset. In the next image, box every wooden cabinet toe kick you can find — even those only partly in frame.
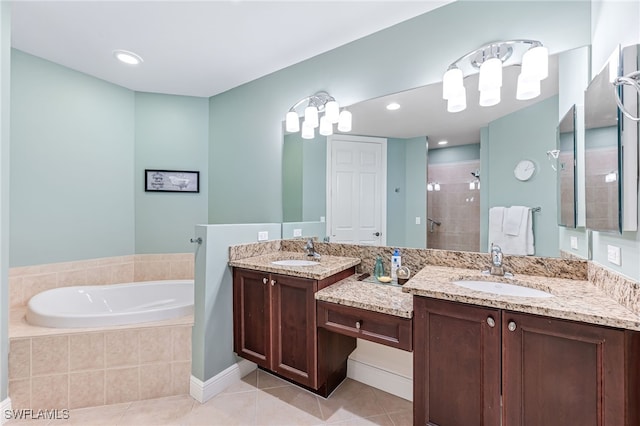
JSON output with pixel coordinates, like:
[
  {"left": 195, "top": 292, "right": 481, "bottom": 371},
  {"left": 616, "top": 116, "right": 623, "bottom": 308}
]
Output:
[{"left": 317, "top": 301, "right": 413, "bottom": 351}]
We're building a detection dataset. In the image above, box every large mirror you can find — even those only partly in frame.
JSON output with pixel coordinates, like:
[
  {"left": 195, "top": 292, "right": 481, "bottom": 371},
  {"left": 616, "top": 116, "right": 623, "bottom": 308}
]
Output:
[
  {"left": 557, "top": 105, "right": 577, "bottom": 228},
  {"left": 283, "top": 51, "right": 574, "bottom": 258}
]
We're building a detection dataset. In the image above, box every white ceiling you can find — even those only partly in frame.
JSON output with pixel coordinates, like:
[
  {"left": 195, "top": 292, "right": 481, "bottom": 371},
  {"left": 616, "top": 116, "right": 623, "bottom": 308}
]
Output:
[
  {"left": 11, "top": 0, "right": 452, "bottom": 98},
  {"left": 10, "top": 0, "right": 560, "bottom": 147}
]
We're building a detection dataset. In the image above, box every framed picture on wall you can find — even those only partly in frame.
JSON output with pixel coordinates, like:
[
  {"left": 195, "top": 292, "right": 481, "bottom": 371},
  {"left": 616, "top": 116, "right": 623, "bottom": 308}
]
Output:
[{"left": 145, "top": 169, "right": 200, "bottom": 193}]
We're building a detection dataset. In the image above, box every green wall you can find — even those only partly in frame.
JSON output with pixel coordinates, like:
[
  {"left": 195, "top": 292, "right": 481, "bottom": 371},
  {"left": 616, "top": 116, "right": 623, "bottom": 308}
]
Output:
[
  {"left": 1, "top": 0, "right": 10, "bottom": 402},
  {"left": 483, "top": 96, "right": 560, "bottom": 257},
  {"left": 208, "top": 1, "right": 591, "bottom": 225},
  {"left": 429, "top": 143, "right": 481, "bottom": 164},
  {"left": 134, "top": 93, "right": 209, "bottom": 253},
  {"left": 386, "top": 139, "right": 406, "bottom": 247},
  {"left": 10, "top": 50, "right": 135, "bottom": 266}
]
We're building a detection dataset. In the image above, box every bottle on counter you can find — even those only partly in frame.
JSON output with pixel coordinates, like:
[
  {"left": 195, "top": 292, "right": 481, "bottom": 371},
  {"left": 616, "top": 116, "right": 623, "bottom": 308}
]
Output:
[
  {"left": 374, "top": 256, "right": 385, "bottom": 278},
  {"left": 391, "top": 248, "right": 402, "bottom": 279}
]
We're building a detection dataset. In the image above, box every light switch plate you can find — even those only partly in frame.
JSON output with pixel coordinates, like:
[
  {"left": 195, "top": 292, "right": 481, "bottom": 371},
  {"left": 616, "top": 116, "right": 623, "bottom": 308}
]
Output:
[
  {"left": 320, "top": 216, "right": 325, "bottom": 223},
  {"left": 607, "top": 245, "right": 621, "bottom": 266},
  {"left": 258, "top": 231, "right": 268, "bottom": 241},
  {"left": 415, "top": 217, "right": 421, "bottom": 225},
  {"left": 570, "top": 236, "right": 578, "bottom": 250},
  {"left": 293, "top": 229, "right": 302, "bottom": 237}
]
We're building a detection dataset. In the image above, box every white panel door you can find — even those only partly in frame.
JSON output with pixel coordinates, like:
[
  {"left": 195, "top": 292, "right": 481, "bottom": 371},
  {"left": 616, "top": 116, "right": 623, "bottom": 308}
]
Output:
[{"left": 327, "top": 135, "right": 386, "bottom": 245}]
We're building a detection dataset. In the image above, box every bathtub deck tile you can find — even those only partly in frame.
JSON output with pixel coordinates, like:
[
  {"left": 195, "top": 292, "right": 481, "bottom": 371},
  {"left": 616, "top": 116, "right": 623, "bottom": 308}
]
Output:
[
  {"left": 31, "top": 335, "right": 69, "bottom": 376},
  {"left": 70, "top": 333, "right": 105, "bottom": 371},
  {"left": 105, "top": 330, "right": 139, "bottom": 368},
  {"left": 31, "top": 373, "right": 69, "bottom": 411},
  {"left": 139, "top": 327, "right": 173, "bottom": 364},
  {"left": 106, "top": 367, "right": 140, "bottom": 405},
  {"left": 139, "top": 363, "right": 173, "bottom": 400},
  {"left": 8, "top": 338, "right": 31, "bottom": 380},
  {"left": 172, "top": 325, "right": 192, "bottom": 362},
  {"left": 69, "top": 370, "right": 106, "bottom": 409}
]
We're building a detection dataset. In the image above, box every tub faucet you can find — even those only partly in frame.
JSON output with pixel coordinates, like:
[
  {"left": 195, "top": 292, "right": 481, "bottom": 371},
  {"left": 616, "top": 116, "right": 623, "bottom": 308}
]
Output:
[
  {"left": 490, "top": 244, "right": 505, "bottom": 276},
  {"left": 305, "top": 238, "right": 321, "bottom": 259}
]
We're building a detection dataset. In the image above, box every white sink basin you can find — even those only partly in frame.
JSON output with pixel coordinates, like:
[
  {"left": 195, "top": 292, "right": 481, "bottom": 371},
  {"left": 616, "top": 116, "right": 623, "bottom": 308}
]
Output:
[
  {"left": 453, "top": 280, "right": 553, "bottom": 298},
  {"left": 272, "top": 259, "right": 318, "bottom": 267}
]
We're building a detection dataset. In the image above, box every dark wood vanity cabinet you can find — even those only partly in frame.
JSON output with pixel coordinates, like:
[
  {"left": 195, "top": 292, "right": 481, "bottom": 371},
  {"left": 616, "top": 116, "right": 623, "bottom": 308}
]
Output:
[
  {"left": 414, "top": 297, "right": 640, "bottom": 426},
  {"left": 233, "top": 267, "right": 355, "bottom": 395}
]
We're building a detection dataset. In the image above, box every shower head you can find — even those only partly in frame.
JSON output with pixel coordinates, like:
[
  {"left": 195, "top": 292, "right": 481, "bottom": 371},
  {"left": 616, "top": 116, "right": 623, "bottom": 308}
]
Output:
[{"left": 471, "top": 170, "right": 480, "bottom": 180}]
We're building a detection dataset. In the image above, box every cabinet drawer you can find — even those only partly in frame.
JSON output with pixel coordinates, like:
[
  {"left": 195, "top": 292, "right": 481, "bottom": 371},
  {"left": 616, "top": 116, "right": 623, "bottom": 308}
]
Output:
[{"left": 317, "top": 301, "right": 412, "bottom": 351}]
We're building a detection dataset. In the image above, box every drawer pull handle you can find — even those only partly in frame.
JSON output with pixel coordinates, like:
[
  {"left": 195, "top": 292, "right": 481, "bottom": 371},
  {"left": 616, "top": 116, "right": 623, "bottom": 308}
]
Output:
[
  {"left": 262, "top": 278, "right": 268, "bottom": 284},
  {"left": 486, "top": 317, "right": 495, "bottom": 328},
  {"left": 508, "top": 321, "right": 517, "bottom": 332},
  {"left": 356, "top": 321, "right": 362, "bottom": 330},
  {"left": 271, "top": 279, "right": 276, "bottom": 286}
]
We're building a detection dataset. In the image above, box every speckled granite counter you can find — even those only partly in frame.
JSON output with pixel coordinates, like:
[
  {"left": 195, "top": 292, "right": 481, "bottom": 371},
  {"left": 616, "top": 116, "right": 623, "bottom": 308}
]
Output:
[
  {"left": 403, "top": 266, "right": 640, "bottom": 331},
  {"left": 228, "top": 251, "right": 360, "bottom": 280},
  {"left": 315, "top": 275, "right": 413, "bottom": 318}
]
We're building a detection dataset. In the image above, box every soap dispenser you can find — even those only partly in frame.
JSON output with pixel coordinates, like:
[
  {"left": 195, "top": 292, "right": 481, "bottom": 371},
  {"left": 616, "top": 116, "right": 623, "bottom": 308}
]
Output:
[{"left": 391, "top": 248, "right": 402, "bottom": 279}]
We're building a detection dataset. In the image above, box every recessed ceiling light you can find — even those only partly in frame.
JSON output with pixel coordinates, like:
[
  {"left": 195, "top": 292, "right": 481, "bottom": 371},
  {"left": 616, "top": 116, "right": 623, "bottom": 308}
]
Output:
[
  {"left": 113, "top": 49, "right": 143, "bottom": 66},
  {"left": 438, "top": 140, "right": 448, "bottom": 145},
  {"left": 386, "top": 102, "right": 401, "bottom": 111}
]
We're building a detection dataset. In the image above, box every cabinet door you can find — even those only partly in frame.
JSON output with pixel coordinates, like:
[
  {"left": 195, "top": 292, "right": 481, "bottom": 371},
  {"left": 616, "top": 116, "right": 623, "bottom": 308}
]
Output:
[
  {"left": 502, "top": 311, "right": 626, "bottom": 426},
  {"left": 414, "top": 297, "right": 501, "bottom": 426},
  {"left": 270, "top": 273, "right": 317, "bottom": 388},
  {"left": 233, "top": 269, "right": 271, "bottom": 368}
]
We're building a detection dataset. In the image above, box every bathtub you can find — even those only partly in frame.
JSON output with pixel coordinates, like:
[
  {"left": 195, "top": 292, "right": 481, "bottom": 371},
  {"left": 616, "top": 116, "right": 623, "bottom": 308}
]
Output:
[{"left": 26, "top": 279, "right": 194, "bottom": 328}]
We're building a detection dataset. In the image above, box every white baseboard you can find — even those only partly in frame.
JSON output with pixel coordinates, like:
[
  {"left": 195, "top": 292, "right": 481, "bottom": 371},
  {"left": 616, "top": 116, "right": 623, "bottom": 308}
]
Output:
[
  {"left": 190, "top": 359, "right": 256, "bottom": 403},
  {"left": 347, "top": 358, "right": 413, "bottom": 401},
  {"left": 1, "top": 397, "right": 11, "bottom": 425}
]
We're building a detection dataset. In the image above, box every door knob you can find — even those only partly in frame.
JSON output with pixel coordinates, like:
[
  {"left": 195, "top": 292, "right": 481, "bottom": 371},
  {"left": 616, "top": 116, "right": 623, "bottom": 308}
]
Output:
[
  {"left": 355, "top": 321, "right": 362, "bottom": 330},
  {"left": 373, "top": 232, "right": 381, "bottom": 237},
  {"left": 262, "top": 278, "right": 268, "bottom": 284},
  {"left": 508, "top": 321, "right": 517, "bottom": 332},
  {"left": 486, "top": 317, "right": 495, "bottom": 328},
  {"left": 271, "top": 279, "right": 276, "bottom": 286}
]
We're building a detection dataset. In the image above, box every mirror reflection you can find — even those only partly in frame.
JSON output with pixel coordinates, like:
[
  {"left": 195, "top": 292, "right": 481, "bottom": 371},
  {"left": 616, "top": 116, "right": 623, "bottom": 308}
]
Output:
[
  {"left": 557, "top": 105, "right": 577, "bottom": 228},
  {"left": 282, "top": 53, "right": 567, "bottom": 257}
]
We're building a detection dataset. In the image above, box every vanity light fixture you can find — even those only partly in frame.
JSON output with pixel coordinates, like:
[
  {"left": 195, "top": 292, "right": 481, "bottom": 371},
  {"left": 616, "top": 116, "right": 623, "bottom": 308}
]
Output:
[
  {"left": 386, "top": 102, "right": 401, "bottom": 111},
  {"left": 113, "top": 49, "right": 143, "bottom": 66},
  {"left": 285, "top": 91, "right": 352, "bottom": 139},
  {"left": 427, "top": 182, "right": 441, "bottom": 192},
  {"left": 442, "top": 40, "right": 548, "bottom": 113}
]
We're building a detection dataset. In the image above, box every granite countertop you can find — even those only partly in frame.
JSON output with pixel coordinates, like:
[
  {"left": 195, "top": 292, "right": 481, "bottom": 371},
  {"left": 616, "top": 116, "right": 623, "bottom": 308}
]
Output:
[
  {"left": 228, "top": 251, "right": 360, "bottom": 280},
  {"left": 402, "top": 265, "right": 640, "bottom": 331},
  {"left": 315, "top": 275, "right": 413, "bottom": 319}
]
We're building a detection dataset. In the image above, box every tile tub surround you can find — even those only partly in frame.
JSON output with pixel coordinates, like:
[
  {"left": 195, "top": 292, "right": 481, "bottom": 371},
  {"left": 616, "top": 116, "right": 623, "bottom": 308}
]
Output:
[
  {"left": 9, "top": 253, "right": 194, "bottom": 308},
  {"left": 402, "top": 265, "right": 640, "bottom": 331},
  {"left": 315, "top": 275, "right": 413, "bottom": 319},
  {"left": 7, "top": 322, "right": 193, "bottom": 411},
  {"left": 228, "top": 251, "right": 360, "bottom": 280}
]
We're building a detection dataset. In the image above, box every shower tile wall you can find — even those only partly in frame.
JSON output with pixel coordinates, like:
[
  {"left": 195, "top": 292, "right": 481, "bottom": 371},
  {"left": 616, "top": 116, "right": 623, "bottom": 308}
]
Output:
[
  {"left": 585, "top": 147, "right": 618, "bottom": 230},
  {"left": 9, "top": 253, "right": 194, "bottom": 307},
  {"left": 427, "top": 160, "right": 480, "bottom": 252}
]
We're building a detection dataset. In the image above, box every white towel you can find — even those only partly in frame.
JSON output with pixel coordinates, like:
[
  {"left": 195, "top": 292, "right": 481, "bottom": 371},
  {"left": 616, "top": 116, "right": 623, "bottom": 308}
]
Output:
[
  {"left": 503, "top": 206, "right": 527, "bottom": 236},
  {"left": 488, "top": 206, "right": 535, "bottom": 256},
  {"left": 488, "top": 207, "right": 505, "bottom": 251}
]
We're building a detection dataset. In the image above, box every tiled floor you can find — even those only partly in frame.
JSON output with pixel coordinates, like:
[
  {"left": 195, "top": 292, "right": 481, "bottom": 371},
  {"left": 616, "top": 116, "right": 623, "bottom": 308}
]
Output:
[{"left": 5, "top": 369, "right": 412, "bottom": 426}]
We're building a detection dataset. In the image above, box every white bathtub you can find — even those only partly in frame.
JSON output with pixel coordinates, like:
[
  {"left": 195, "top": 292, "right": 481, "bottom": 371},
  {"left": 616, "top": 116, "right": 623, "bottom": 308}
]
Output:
[{"left": 26, "top": 279, "right": 194, "bottom": 328}]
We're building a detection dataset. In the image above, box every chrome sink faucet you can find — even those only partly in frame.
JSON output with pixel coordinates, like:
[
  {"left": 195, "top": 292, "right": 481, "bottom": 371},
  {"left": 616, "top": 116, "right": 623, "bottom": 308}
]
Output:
[
  {"left": 490, "top": 243, "right": 505, "bottom": 276},
  {"left": 305, "top": 238, "right": 321, "bottom": 259}
]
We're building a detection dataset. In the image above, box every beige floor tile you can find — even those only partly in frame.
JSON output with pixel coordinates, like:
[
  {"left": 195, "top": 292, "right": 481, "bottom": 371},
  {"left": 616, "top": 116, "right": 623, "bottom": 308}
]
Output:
[
  {"left": 188, "top": 391, "right": 257, "bottom": 426},
  {"left": 387, "top": 410, "right": 412, "bottom": 426},
  {"left": 256, "top": 369, "right": 290, "bottom": 389},
  {"left": 256, "top": 386, "right": 324, "bottom": 426},
  {"left": 58, "top": 403, "right": 130, "bottom": 425},
  {"left": 326, "top": 414, "right": 395, "bottom": 426},
  {"left": 118, "top": 395, "right": 195, "bottom": 426},
  {"left": 221, "top": 369, "right": 258, "bottom": 394},
  {"left": 370, "top": 388, "right": 412, "bottom": 415},
  {"left": 318, "top": 380, "right": 386, "bottom": 423}
]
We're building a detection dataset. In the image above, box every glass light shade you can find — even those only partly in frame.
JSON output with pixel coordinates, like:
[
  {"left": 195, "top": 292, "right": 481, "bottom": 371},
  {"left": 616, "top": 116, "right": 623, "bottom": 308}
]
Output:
[
  {"left": 285, "top": 111, "right": 300, "bottom": 133},
  {"left": 319, "top": 116, "right": 333, "bottom": 136},
  {"left": 479, "top": 87, "right": 501, "bottom": 107},
  {"left": 427, "top": 183, "right": 433, "bottom": 192},
  {"left": 469, "top": 181, "right": 475, "bottom": 190},
  {"left": 434, "top": 183, "right": 441, "bottom": 191},
  {"left": 516, "top": 73, "right": 541, "bottom": 100},
  {"left": 337, "top": 110, "right": 352, "bottom": 132},
  {"left": 325, "top": 100, "right": 340, "bottom": 124},
  {"left": 304, "top": 106, "right": 319, "bottom": 128},
  {"left": 301, "top": 120, "right": 315, "bottom": 139},
  {"left": 447, "top": 87, "right": 467, "bottom": 113},
  {"left": 479, "top": 57, "right": 503, "bottom": 91},
  {"left": 521, "top": 46, "right": 548, "bottom": 80},
  {"left": 442, "top": 68, "right": 464, "bottom": 100}
]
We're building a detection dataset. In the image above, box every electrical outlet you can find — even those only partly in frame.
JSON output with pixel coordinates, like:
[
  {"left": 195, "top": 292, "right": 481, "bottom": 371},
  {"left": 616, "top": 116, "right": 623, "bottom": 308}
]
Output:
[
  {"left": 607, "top": 245, "right": 621, "bottom": 266},
  {"left": 415, "top": 217, "right": 421, "bottom": 225},
  {"left": 320, "top": 216, "right": 325, "bottom": 223},
  {"left": 570, "top": 236, "right": 578, "bottom": 250},
  {"left": 258, "top": 231, "right": 268, "bottom": 241},
  {"left": 293, "top": 229, "right": 302, "bottom": 237}
]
